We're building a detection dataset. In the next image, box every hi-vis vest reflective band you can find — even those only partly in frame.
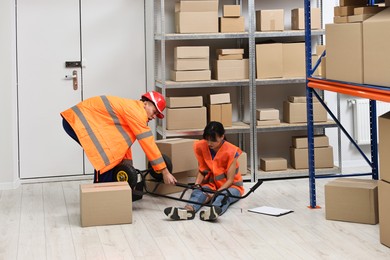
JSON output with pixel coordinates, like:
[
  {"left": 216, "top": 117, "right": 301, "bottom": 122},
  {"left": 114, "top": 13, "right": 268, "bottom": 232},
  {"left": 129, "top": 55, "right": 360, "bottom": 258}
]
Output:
[
  {"left": 193, "top": 140, "right": 244, "bottom": 195},
  {"left": 61, "top": 95, "right": 166, "bottom": 174}
]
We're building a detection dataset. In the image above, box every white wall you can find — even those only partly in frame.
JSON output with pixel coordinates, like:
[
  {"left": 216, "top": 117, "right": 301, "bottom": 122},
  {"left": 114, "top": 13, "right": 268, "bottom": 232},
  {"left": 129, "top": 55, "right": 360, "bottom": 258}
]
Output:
[{"left": 0, "top": 0, "right": 20, "bottom": 189}]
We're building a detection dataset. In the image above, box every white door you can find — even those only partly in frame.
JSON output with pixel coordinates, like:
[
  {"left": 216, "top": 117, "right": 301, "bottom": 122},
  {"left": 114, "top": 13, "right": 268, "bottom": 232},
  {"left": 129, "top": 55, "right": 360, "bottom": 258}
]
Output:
[{"left": 17, "top": 0, "right": 146, "bottom": 178}]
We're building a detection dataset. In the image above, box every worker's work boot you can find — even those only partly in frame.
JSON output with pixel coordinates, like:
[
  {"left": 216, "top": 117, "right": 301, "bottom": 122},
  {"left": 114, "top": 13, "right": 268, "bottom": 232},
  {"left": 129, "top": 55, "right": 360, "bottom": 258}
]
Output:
[
  {"left": 164, "top": 207, "right": 195, "bottom": 220},
  {"left": 199, "top": 206, "right": 222, "bottom": 221}
]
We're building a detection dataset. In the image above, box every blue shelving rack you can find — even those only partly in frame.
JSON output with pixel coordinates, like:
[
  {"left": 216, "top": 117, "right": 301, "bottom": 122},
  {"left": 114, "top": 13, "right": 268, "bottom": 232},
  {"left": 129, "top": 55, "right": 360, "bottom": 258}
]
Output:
[{"left": 304, "top": 0, "right": 387, "bottom": 208}]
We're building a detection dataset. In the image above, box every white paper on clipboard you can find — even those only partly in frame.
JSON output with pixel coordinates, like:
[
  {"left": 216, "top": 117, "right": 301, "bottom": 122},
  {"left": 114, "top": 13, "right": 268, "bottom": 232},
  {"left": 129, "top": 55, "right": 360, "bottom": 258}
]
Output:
[{"left": 248, "top": 206, "right": 293, "bottom": 217}]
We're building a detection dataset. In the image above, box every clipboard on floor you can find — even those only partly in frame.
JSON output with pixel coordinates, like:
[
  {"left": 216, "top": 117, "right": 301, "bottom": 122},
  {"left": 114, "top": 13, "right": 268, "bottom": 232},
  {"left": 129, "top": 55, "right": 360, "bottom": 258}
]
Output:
[{"left": 248, "top": 206, "right": 293, "bottom": 217}]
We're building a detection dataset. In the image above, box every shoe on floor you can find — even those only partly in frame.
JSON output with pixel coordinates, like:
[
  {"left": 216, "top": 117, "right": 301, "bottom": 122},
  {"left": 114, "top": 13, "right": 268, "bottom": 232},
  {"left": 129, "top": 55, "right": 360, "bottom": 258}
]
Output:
[
  {"left": 164, "top": 207, "right": 195, "bottom": 220},
  {"left": 200, "top": 206, "right": 222, "bottom": 221}
]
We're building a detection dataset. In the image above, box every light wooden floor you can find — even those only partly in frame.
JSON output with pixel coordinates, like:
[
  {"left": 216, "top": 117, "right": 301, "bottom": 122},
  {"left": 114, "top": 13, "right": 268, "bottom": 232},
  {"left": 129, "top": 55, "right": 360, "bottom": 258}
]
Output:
[{"left": 0, "top": 177, "right": 389, "bottom": 260}]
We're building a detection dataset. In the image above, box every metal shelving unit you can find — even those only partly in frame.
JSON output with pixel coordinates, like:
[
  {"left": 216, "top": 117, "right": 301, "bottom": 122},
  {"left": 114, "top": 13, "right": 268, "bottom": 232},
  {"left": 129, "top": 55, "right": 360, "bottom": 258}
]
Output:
[{"left": 304, "top": 0, "right": 385, "bottom": 208}]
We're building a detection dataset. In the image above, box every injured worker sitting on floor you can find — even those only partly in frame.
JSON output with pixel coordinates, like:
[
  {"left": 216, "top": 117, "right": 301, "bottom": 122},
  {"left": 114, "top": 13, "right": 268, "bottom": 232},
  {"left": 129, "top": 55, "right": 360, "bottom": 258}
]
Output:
[{"left": 164, "top": 121, "right": 244, "bottom": 221}]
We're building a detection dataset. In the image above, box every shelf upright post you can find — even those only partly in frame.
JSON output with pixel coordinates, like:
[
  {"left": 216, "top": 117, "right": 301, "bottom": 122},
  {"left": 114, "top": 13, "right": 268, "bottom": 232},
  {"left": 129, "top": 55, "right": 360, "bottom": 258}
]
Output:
[
  {"left": 370, "top": 100, "right": 379, "bottom": 180},
  {"left": 160, "top": 0, "right": 167, "bottom": 139},
  {"left": 304, "top": 0, "right": 317, "bottom": 208},
  {"left": 248, "top": 0, "right": 257, "bottom": 182}
]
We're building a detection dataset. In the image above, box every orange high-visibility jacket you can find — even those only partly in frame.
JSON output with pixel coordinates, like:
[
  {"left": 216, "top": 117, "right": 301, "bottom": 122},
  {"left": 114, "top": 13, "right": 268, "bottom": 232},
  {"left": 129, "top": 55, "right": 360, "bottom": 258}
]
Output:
[
  {"left": 193, "top": 139, "right": 244, "bottom": 195},
  {"left": 61, "top": 95, "right": 166, "bottom": 174}
]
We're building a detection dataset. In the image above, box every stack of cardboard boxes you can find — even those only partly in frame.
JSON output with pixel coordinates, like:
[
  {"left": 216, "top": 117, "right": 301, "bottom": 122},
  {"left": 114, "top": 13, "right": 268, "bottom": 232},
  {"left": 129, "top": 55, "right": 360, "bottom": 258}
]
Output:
[
  {"left": 215, "top": 49, "right": 249, "bottom": 80},
  {"left": 166, "top": 96, "right": 207, "bottom": 130},
  {"left": 171, "top": 46, "right": 211, "bottom": 82},
  {"left": 333, "top": 0, "right": 384, "bottom": 24},
  {"left": 256, "top": 42, "right": 305, "bottom": 79},
  {"left": 220, "top": 5, "right": 245, "bottom": 32},
  {"left": 291, "top": 8, "right": 321, "bottom": 30},
  {"left": 207, "top": 93, "right": 232, "bottom": 127},
  {"left": 283, "top": 96, "right": 327, "bottom": 124},
  {"left": 378, "top": 111, "right": 390, "bottom": 247},
  {"left": 175, "top": 0, "right": 218, "bottom": 33},
  {"left": 256, "top": 108, "right": 280, "bottom": 126},
  {"left": 290, "top": 135, "right": 333, "bottom": 169},
  {"left": 256, "top": 9, "right": 284, "bottom": 31}
]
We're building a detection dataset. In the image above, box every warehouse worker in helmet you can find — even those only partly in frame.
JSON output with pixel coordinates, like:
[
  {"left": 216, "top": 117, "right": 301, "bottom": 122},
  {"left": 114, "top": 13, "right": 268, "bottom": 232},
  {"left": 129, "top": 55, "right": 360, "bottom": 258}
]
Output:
[{"left": 60, "top": 91, "right": 177, "bottom": 184}]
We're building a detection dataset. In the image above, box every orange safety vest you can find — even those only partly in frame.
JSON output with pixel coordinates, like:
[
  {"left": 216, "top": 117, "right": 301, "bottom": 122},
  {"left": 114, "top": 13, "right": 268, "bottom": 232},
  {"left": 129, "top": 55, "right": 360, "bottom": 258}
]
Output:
[
  {"left": 61, "top": 95, "right": 166, "bottom": 175},
  {"left": 193, "top": 139, "right": 244, "bottom": 195}
]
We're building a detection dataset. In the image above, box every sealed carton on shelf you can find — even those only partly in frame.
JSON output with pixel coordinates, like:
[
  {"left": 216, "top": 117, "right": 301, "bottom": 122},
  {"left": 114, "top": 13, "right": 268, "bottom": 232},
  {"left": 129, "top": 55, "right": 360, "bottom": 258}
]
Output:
[
  {"left": 348, "top": 14, "right": 375, "bottom": 23},
  {"left": 166, "top": 96, "right": 203, "bottom": 108},
  {"left": 175, "top": 0, "right": 218, "bottom": 13},
  {"left": 282, "top": 42, "right": 305, "bottom": 78},
  {"left": 155, "top": 138, "right": 198, "bottom": 173},
  {"left": 325, "top": 178, "right": 378, "bottom": 224},
  {"left": 288, "top": 95, "right": 319, "bottom": 103},
  {"left": 215, "top": 59, "right": 249, "bottom": 80},
  {"left": 209, "top": 93, "right": 230, "bottom": 104},
  {"left": 166, "top": 107, "right": 207, "bottom": 130},
  {"left": 290, "top": 146, "right": 334, "bottom": 169},
  {"left": 283, "top": 101, "right": 327, "bottom": 123},
  {"left": 256, "top": 43, "right": 283, "bottom": 79},
  {"left": 256, "top": 108, "right": 279, "bottom": 121},
  {"left": 171, "top": 70, "right": 211, "bottom": 82},
  {"left": 208, "top": 103, "right": 232, "bottom": 127},
  {"left": 325, "top": 23, "right": 363, "bottom": 84},
  {"left": 292, "top": 135, "right": 329, "bottom": 149},
  {"left": 256, "top": 9, "right": 284, "bottom": 31},
  {"left": 316, "top": 44, "right": 326, "bottom": 56},
  {"left": 312, "top": 55, "right": 326, "bottom": 77},
  {"left": 223, "top": 5, "right": 241, "bottom": 17},
  {"left": 340, "top": 0, "right": 368, "bottom": 6},
  {"left": 378, "top": 180, "right": 390, "bottom": 247},
  {"left": 260, "top": 157, "right": 287, "bottom": 171},
  {"left": 238, "top": 151, "right": 248, "bottom": 175},
  {"left": 379, "top": 111, "right": 390, "bottom": 183},
  {"left": 175, "top": 11, "right": 218, "bottom": 33},
  {"left": 218, "top": 54, "right": 243, "bottom": 60},
  {"left": 334, "top": 16, "right": 349, "bottom": 23},
  {"left": 174, "top": 46, "right": 209, "bottom": 59},
  {"left": 354, "top": 6, "right": 386, "bottom": 15},
  {"left": 145, "top": 170, "right": 197, "bottom": 195},
  {"left": 291, "top": 8, "right": 321, "bottom": 30},
  {"left": 217, "top": 49, "right": 244, "bottom": 55},
  {"left": 334, "top": 6, "right": 355, "bottom": 17},
  {"left": 257, "top": 119, "right": 280, "bottom": 126},
  {"left": 80, "top": 182, "right": 132, "bottom": 227},
  {"left": 219, "top": 17, "right": 245, "bottom": 33},
  {"left": 174, "top": 58, "right": 209, "bottom": 71},
  {"left": 363, "top": 8, "right": 390, "bottom": 86}
]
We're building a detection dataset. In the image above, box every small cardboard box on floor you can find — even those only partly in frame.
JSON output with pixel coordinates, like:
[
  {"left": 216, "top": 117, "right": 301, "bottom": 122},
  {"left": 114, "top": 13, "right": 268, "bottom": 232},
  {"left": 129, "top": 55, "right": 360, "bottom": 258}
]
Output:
[
  {"left": 80, "top": 182, "right": 132, "bottom": 227},
  {"left": 325, "top": 178, "right": 379, "bottom": 225}
]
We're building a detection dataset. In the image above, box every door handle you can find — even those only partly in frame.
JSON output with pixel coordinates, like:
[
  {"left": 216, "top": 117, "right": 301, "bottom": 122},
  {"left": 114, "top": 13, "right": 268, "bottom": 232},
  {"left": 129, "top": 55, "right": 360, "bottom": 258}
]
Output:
[{"left": 65, "top": 70, "right": 78, "bottom": 90}]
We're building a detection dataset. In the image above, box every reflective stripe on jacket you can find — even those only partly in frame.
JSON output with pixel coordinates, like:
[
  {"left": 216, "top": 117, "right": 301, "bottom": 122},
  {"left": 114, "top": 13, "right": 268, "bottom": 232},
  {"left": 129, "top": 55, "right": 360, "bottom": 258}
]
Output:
[
  {"left": 193, "top": 139, "right": 244, "bottom": 195},
  {"left": 61, "top": 95, "right": 166, "bottom": 174}
]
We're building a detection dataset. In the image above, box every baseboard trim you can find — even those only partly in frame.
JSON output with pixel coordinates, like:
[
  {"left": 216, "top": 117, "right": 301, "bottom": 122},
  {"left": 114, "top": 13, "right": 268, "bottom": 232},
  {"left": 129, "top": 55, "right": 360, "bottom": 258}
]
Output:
[{"left": 0, "top": 178, "right": 21, "bottom": 190}]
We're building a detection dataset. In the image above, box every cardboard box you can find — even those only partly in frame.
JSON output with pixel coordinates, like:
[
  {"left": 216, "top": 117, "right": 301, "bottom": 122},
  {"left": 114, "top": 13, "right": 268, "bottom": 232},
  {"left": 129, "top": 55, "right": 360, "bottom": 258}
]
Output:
[
  {"left": 208, "top": 104, "right": 232, "bottom": 127},
  {"left": 283, "top": 101, "right": 327, "bottom": 123},
  {"left": 174, "top": 58, "right": 209, "bottom": 71},
  {"left": 379, "top": 180, "right": 390, "bottom": 247},
  {"left": 288, "top": 95, "right": 320, "bottom": 103},
  {"left": 80, "top": 182, "right": 132, "bottom": 227},
  {"left": 334, "top": 16, "right": 349, "bottom": 24},
  {"left": 363, "top": 8, "right": 390, "bottom": 86},
  {"left": 175, "top": 1, "right": 218, "bottom": 12},
  {"left": 217, "top": 48, "right": 244, "bottom": 55},
  {"left": 316, "top": 44, "right": 326, "bottom": 56},
  {"left": 292, "top": 135, "right": 329, "bottom": 149},
  {"left": 354, "top": 6, "right": 386, "bottom": 15},
  {"left": 312, "top": 55, "right": 326, "bottom": 77},
  {"left": 334, "top": 6, "right": 355, "bottom": 17},
  {"left": 166, "top": 107, "right": 207, "bottom": 130},
  {"left": 260, "top": 157, "right": 288, "bottom": 171},
  {"left": 238, "top": 151, "right": 248, "bottom": 175},
  {"left": 155, "top": 138, "right": 198, "bottom": 173},
  {"left": 257, "top": 119, "right": 280, "bottom": 126},
  {"left": 223, "top": 5, "right": 241, "bottom": 17},
  {"left": 256, "top": 43, "right": 283, "bottom": 79},
  {"left": 325, "top": 178, "right": 378, "bottom": 224},
  {"left": 340, "top": 0, "right": 368, "bottom": 6},
  {"left": 219, "top": 17, "right": 245, "bottom": 32},
  {"left": 174, "top": 46, "right": 209, "bottom": 59},
  {"left": 348, "top": 13, "right": 374, "bottom": 23},
  {"left": 145, "top": 170, "right": 197, "bottom": 195},
  {"left": 379, "top": 111, "right": 390, "bottom": 183},
  {"left": 290, "top": 146, "right": 334, "bottom": 169},
  {"left": 283, "top": 42, "right": 305, "bottom": 78},
  {"left": 256, "top": 9, "right": 284, "bottom": 31},
  {"left": 215, "top": 59, "right": 249, "bottom": 80},
  {"left": 256, "top": 108, "right": 279, "bottom": 120},
  {"left": 291, "top": 8, "right": 321, "bottom": 30},
  {"left": 166, "top": 96, "right": 203, "bottom": 108},
  {"left": 175, "top": 11, "right": 218, "bottom": 33},
  {"left": 325, "top": 23, "right": 363, "bottom": 84},
  {"left": 218, "top": 54, "right": 243, "bottom": 60},
  {"left": 171, "top": 70, "right": 211, "bottom": 81},
  {"left": 209, "top": 93, "right": 230, "bottom": 104}
]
